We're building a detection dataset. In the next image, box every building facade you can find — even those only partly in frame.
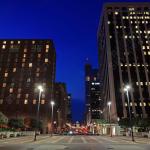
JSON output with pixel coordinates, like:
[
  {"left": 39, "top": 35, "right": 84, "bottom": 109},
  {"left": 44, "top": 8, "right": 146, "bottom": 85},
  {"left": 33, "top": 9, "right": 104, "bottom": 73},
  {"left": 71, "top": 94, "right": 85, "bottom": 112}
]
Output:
[
  {"left": 0, "top": 39, "right": 56, "bottom": 132},
  {"left": 98, "top": 3, "right": 150, "bottom": 122},
  {"left": 85, "top": 64, "right": 101, "bottom": 124},
  {"left": 66, "top": 94, "right": 72, "bottom": 123},
  {"left": 54, "top": 82, "right": 68, "bottom": 128}
]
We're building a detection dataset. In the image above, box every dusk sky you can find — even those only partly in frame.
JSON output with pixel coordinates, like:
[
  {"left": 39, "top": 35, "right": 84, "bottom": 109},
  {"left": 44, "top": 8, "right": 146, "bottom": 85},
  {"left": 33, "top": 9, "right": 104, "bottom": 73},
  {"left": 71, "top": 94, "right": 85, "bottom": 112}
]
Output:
[{"left": 0, "top": 0, "right": 149, "bottom": 122}]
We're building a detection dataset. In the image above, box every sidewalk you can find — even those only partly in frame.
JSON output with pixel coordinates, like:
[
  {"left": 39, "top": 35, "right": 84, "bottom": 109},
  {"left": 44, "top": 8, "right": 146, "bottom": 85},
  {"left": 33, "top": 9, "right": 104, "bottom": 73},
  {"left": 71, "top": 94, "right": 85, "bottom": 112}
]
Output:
[{"left": 111, "top": 135, "right": 150, "bottom": 144}]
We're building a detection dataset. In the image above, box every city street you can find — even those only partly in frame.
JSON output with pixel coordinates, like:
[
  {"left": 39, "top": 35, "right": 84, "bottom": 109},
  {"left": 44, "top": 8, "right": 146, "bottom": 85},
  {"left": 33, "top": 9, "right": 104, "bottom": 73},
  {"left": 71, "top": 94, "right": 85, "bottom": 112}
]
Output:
[{"left": 0, "top": 135, "right": 149, "bottom": 150}]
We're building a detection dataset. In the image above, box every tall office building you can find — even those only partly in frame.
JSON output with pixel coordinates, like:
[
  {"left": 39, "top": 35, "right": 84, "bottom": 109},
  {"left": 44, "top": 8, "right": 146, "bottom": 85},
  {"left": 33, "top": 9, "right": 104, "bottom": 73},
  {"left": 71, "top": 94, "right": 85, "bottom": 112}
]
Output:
[
  {"left": 66, "top": 94, "right": 72, "bottom": 123},
  {"left": 85, "top": 64, "right": 101, "bottom": 124},
  {"left": 98, "top": 3, "right": 150, "bottom": 122},
  {"left": 0, "top": 39, "right": 56, "bottom": 132}
]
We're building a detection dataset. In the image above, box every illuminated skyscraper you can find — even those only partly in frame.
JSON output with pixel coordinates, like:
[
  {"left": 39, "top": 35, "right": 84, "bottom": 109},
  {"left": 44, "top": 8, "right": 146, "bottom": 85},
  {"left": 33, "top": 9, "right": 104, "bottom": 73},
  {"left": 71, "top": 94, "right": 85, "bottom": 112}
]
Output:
[
  {"left": 98, "top": 3, "right": 150, "bottom": 122},
  {"left": 0, "top": 39, "right": 56, "bottom": 132},
  {"left": 85, "top": 64, "right": 101, "bottom": 123}
]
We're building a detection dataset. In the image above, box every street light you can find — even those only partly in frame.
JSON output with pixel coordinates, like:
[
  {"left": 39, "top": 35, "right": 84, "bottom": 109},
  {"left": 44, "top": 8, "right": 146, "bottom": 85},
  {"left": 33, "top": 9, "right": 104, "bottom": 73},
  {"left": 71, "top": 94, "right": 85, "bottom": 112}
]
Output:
[
  {"left": 51, "top": 101, "right": 55, "bottom": 136},
  {"left": 107, "top": 101, "right": 112, "bottom": 137},
  {"left": 124, "top": 85, "right": 135, "bottom": 142},
  {"left": 34, "top": 85, "right": 43, "bottom": 141}
]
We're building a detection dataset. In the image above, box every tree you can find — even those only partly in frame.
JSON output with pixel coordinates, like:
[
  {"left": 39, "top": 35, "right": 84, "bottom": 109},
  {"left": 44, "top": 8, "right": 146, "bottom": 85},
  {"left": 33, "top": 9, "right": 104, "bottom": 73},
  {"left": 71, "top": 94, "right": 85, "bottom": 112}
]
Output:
[
  {"left": 118, "top": 118, "right": 130, "bottom": 127},
  {"left": 8, "top": 118, "right": 24, "bottom": 129},
  {"left": 0, "top": 112, "right": 8, "bottom": 127}
]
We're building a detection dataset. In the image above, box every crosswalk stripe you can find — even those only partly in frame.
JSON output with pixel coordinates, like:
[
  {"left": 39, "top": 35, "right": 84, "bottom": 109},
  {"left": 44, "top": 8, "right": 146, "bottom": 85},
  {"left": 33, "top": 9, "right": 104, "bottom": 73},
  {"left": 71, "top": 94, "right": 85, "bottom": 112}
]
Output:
[
  {"left": 68, "top": 136, "right": 74, "bottom": 143},
  {"left": 89, "top": 136, "right": 103, "bottom": 144},
  {"left": 81, "top": 137, "right": 87, "bottom": 143},
  {"left": 51, "top": 136, "right": 65, "bottom": 143}
]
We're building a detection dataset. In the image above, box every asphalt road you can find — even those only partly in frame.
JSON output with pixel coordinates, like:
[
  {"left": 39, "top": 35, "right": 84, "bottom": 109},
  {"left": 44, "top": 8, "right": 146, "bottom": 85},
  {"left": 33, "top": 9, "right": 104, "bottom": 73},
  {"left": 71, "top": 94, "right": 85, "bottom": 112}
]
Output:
[{"left": 0, "top": 135, "right": 150, "bottom": 150}]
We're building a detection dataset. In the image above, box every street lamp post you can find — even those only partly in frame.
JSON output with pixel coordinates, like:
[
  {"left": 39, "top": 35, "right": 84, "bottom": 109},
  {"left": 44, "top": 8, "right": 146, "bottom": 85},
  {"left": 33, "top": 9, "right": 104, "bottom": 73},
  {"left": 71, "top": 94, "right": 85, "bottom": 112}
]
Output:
[
  {"left": 51, "top": 101, "right": 55, "bottom": 136},
  {"left": 124, "top": 85, "right": 135, "bottom": 142},
  {"left": 34, "top": 85, "right": 43, "bottom": 141},
  {"left": 107, "top": 101, "right": 112, "bottom": 137}
]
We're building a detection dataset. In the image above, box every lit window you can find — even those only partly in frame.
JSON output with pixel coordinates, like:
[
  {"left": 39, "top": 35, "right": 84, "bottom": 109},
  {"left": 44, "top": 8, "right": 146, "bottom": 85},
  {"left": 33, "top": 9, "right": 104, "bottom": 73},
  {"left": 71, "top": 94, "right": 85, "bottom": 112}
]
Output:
[
  {"left": 38, "top": 54, "right": 41, "bottom": 58},
  {"left": 36, "top": 73, "right": 40, "bottom": 77},
  {"left": 27, "top": 78, "right": 31, "bottom": 82},
  {"left": 130, "top": 102, "right": 132, "bottom": 106},
  {"left": 4, "top": 73, "right": 8, "bottom": 77},
  {"left": 125, "top": 35, "right": 127, "bottom": 39},
  {"left": 13, "top": 68, "right": 16, "bottom": 72},
  {"left": 107, "top": 21, "right": 111, "bottom": 24},
  {"left": 115, "top": 11, "right": 118, "bottom": 15},
  {"left": 22, "top": 58, "right": 26, "bottom": 62},
  {"left": 148, "top": 103, "right": 150, "bottom": 106},
  {"left": 24, "top": 48, "right": 27, "bottom": 53},
  {"left": 45, "top": 58, "right": 48, "bottom": 63},
  {"left": 148, "top": 51, "right": 150, "bottom": 55},
  {"left": 42, "top": 94, "right": 45, "bottom": 99},
  {"left": 10, "top": 41, "right": 14, "bottom": 44},
  {"left": 134, "top": 103, "right": 137, "bottom": 106},
  {"left": 136, "top": 82, "right": 139, "bottom": 85},
  {"left": 22, "top": 63, "right": 25, "bottom": 67},
  {"left": 29, "top": 63, "right": 32, "bottom": 67},
  {"left": 144, "top": 52, "right": 147, "bottom": 55},
  {"left": 24, "top": 99, "right": 28, "bottom": 104},
  {"left": 140, "top": 102, "right": 142, "bottom": 106},
  {"left": 0, "top": 99, "right": 3, "bottom": 104},
  {"left": 33, "top": 99, "right": 36, "bottom": 104},
  {"left": 94, "top": 77, "right": 97, "bottom": 81},
  {"left": 2, "top": 83, "right": 6, "bottom": 87},
  {"left": 3, "top": 41, "right": 6, "bottom": 44},
  {"left": 142, "top": 46, "right": 145, "bottom": 49},
  {"left": 2, "top": 45, "right": 6, "bottom": 49},
  {"left": 46, "top": 48, "right": 49, "bottom": 53},
  {"left": 46, "top": 45, "right": 49, "bottom": 49},
  {"left": 86, "top": 76, "right": 90, "bottom": 81},
  {"left": 23, "top": 54, "right": 26, "bottom": 58},
  {"left": 9, "top": 88, "right": 13, "bottom": 93},
  {"left": 41, "top": 99, "right": 45, "bottom": 104},
  {"left": 18, "top": 41, "right": 20, "bottom": 44},
  {"left": 144, "top": 102, "right": 146, "bottom": 106},
  {"left": 147, "top": 46, "right": 149, "bottom": 49},
  {"left": 125, "top": 103, "right": 127, "bottom": 106},
  {"left": 36, "top": 68, "right": 40, "bottom": 72},
  {"left": 25, "top": 94, "right": 29, "bottom": 98},
  {"left": 32, "top": 41, "right": 35, "bottom": 44},
  {"left": 17, "top": 94, "right": 21, "bottom": 98},
  {"left": 18, "top": 88, "right": 21, "bottom": 93}
]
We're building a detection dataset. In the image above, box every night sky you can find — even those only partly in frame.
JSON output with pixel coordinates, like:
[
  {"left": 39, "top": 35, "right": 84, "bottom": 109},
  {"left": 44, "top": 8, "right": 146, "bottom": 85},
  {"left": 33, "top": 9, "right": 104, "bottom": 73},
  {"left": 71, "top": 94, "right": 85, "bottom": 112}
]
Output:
[{"left": 0, "top": 0, "right": 149, "bottom": 122}]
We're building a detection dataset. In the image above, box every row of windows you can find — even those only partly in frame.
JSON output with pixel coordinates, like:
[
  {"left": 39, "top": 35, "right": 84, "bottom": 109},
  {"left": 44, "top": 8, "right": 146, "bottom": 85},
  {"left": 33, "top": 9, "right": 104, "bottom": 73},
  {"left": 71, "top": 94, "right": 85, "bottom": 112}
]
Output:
[
  {"left": 125, "top": 102, "right": 150, "bottom": 107},
  {"left": 0, "top": 99, "right": 45, "bottom": 105},
  {"left": 1, "top": 40, "right": 50, "bottom": 46},
  {"left": 144, "top": 51, "right": 150, "bottom": 55},
  {"left": 121, "top": 64, "right": 149, "bottom": 67},
  {"left": 1, "top": 45, "right": 50, "bottom": 52},
  {"left": 136, "top": 82, "right": 150, "bottom": 86},
  {"left": 86, "top": 76, "right": 97, "bottom": 82},
  {"left": 122, "top": 16, "right": 150, "bottom": 19},
  {"left": 142, "top": 45, "right": 150, "bottom": 49}
]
